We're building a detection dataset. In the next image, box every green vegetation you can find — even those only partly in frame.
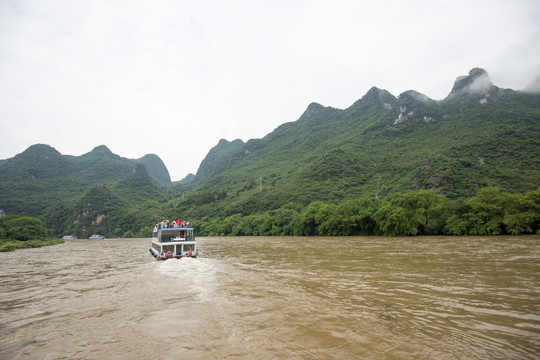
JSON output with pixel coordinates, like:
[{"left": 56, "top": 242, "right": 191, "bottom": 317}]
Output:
[
  {"left": 195, "top": 188, "right": 539, "bottom": 236},
  {"left": 0, "top": 144, "right": 170, "bottom": 221},
  {"left": 0, "top": 215, "right": 63, "bottom": 251},
  {"left": 0, "top": 68, "right": 538, "bottom": 238}
]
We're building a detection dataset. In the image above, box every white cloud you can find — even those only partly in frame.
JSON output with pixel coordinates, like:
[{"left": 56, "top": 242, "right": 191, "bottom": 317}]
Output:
[{"left": 1, "top": 0, "right": 539, "bottom": 180}]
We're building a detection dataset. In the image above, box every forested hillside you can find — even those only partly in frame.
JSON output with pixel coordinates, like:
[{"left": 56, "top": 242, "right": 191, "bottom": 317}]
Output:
[
  {"left": 175, "top": 68, "right": 539, "bottom": 218},
  {"left": 0, "top": 145, "right": 171, "bottom": 236},
  {"left": 1, "top": 68, "right": 538, "bottom": 237}
]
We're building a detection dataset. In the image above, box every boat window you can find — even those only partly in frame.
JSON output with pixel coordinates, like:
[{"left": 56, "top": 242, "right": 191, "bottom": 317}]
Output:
[{"left": 160, "top": 230, "right": 183, "bottom": 242}]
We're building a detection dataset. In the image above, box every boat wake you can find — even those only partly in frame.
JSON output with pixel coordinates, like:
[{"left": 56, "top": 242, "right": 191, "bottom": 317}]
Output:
[{"left": 153, "top": 257, "right": 222, "bottom": 302}]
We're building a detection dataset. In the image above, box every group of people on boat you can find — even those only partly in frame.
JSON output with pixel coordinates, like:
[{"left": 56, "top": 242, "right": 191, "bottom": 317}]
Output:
[{"left": 155, "top": 219, "right": 190, "bottom": 230}]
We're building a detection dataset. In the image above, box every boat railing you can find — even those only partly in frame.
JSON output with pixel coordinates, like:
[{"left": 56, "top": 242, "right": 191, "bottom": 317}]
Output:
[
  {"left": 159, "top": 235, "right": 195, "bottom": 243},
  {"left": 155, "top": 227, "right": 193, "bottom": 231}
]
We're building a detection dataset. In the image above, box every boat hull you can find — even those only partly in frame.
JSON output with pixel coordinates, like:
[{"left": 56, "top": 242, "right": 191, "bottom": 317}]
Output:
[{"left": 149, "top": 247, "right": 197, "bottom": 260}]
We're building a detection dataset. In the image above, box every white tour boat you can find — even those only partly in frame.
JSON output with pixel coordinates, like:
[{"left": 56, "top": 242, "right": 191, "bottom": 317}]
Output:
[
  {"left": 88, "top": 234, "right": 106, "bottom": 240},
  {"left": 149, "top": 224, "right": 197, "bottom": 260}
]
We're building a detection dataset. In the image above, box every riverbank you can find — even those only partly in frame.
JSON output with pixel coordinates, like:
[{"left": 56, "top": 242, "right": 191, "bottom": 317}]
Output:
[{"left": 0, "top": 238, "right": 64, "bottom": 252}]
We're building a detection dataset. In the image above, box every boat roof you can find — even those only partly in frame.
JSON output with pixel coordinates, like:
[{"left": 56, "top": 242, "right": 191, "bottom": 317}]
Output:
[{"left": 158, "top": 227, "right": 193, "bottom": 231}]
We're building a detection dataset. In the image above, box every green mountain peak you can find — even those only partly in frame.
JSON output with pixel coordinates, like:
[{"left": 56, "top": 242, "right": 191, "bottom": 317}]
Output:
[
  {"left": 398, "top": 90, "right": 433, "bottom": 103},
  {"left": 302, "top": 102, "right": 325, "bottom": 115},
  {"left": 93, "top": 144, "right": 112, "bottom": 153},
  {"left": 195, "top": 138, "right": 245, "bottom": 180},
  {"left": 136, "top": 154, "right": 171, "bottom": 184}
]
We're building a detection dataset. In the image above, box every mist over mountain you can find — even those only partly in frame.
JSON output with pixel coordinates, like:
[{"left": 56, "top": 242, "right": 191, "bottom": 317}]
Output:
[
  {"left": 524, "top": 74, "right": 540, "bottom": 94},
  {"left": 1, "top": 68, "right": 538, "bottom": 237}
]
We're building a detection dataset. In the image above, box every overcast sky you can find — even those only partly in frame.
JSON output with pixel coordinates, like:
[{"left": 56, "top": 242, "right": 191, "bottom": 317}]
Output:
[{"left": 1, "top": 0, "right": 539, "bottom": 180}]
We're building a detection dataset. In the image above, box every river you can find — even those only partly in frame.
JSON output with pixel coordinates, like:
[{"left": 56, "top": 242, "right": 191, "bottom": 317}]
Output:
[{"left": 0, "top": 236, "right": 539, "bottom": 359}]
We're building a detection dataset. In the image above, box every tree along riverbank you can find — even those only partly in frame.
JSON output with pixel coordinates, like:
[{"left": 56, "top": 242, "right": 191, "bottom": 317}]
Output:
[
  {"left": 194, "top": 188, "right": 539, "bottom": 237},
  {"left": 0, "top": 215, "right": 63, "bottom": 252},
  {"left": 3, "top": 187, "right": 537, "bottom": 240}
]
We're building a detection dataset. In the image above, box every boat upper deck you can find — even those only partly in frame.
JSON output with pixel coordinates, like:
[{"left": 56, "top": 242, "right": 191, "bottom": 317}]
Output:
[{"left": 153, "top": 227, "right": 195, "bottom": 243}]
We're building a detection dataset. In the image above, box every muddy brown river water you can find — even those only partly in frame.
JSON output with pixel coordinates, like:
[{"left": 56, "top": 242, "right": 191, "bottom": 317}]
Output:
[{"left": 0, "top": 236, "right": 539, "bottom": 359}]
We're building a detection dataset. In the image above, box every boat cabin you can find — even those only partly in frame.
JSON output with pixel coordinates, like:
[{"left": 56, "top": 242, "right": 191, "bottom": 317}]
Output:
[{"left": 150, "top": 227, "right": 197, "bottom": 259}]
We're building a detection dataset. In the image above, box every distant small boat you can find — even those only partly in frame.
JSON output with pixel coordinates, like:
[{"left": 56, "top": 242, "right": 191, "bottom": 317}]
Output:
[
  {"left": 88, "top": 234, "right": 106, "bottom": 240},
  {"left": 62, "top": 235, "right": 78, "bottom": 240}
]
